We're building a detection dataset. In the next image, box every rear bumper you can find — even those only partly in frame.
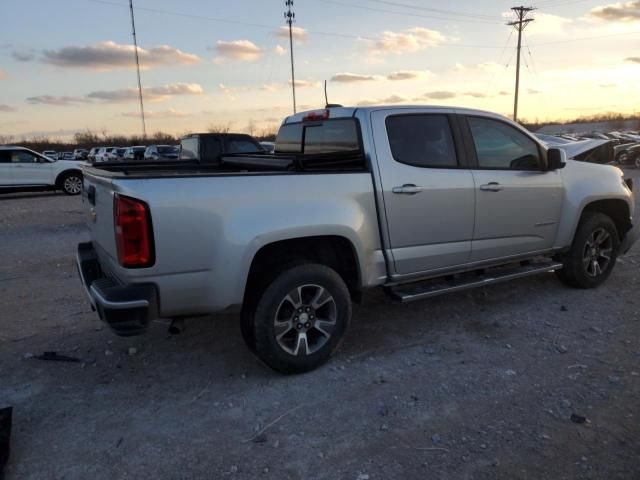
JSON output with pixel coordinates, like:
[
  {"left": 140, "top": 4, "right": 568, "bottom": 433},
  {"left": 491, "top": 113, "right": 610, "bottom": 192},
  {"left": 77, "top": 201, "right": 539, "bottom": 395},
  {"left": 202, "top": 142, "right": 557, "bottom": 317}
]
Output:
[
  {"left": 76, "top": 242, "right": 157, "bottom": 336},
  {"left": 621, "top": 222, "right": 640, "bottom": 255}
]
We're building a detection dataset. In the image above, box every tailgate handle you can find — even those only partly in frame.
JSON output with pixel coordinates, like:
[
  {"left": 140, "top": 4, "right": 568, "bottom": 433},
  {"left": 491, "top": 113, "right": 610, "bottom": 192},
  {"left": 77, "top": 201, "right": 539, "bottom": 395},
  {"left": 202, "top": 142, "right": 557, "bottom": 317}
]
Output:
[{"left": 87, "top": 185, "right": 96, "bottom": 205}]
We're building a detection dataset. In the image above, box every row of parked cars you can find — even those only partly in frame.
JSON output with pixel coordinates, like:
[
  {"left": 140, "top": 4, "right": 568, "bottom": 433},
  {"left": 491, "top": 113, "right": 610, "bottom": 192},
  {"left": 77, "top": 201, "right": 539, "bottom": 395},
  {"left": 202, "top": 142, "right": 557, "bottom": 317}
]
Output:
[
  {"left": 88, "top": 145, "right": 180, "bottom": 162},
  {"left": 535, "top": 130, "right": 640, "bottom": 167}
]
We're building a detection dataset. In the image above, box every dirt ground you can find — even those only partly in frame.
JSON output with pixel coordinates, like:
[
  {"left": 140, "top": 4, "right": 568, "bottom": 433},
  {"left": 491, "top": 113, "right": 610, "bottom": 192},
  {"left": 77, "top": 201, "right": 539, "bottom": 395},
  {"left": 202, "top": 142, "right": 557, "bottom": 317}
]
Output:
[{"left": 1, "top": 169, "right": 640, "bottom": 480}]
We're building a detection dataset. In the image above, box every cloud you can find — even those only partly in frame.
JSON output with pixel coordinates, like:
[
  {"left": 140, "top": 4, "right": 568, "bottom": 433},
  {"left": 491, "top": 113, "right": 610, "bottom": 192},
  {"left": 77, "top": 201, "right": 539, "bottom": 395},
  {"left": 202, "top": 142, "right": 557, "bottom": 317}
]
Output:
[
  {"left": 465, "top": 92, "right": 488, "bottom": 98},
  {"left": 0, "top": 104, "right": 17, "bottom": 112},
  {"left": 214, "top": 40, "right": 262, "bottom": 61},
  {"left": 501, "top": 11, "right": 572, "bottom": 36},
  {"left": 331, "top": 73, "right": 378, "bottom": 83},
  {"left": 11, "top": 50, "right": 36, "bottom": 62},
  {"left": 591, "top": 1, "right": 640, "bottom": 22},
  {"left": 26, "top": 95, "right": 90, "bottom": 106},
  {"left": 275, "top": 26, "right": 308, "bottom": 42},
  {"left": 261, "top": 83, "right": 280, "bottom": 92},
  {"left": 274, "top": 45, "right": 286, "bottom": 56},
  {"left": 368, "top": 27, "right": 445, "bottom": 56},
  {"left": 122, "top": 108, "right": 189, "bottom": 118},
  {"left": 88, "top": 83, "right": 203, "bottom": 103},
  {"left": 527, "top": 88, "right": 542, "bottom": 94},
  {"left": 625, "top": 56, "right": 640, "bottom": 62},
  {"left": 498, "top": 90, "right": 510, "bottom": 96},
  {"left": 41, "top": 41, "right": 200, "bottom": 70},
  {"left": 599, "top": 83, "right": 617, "bottom": 87},
  {"left": 386, "top": 70, "right": 430, "bottom": 81},
  {"left": 290, "top": 79, "right": 321, "bottom": 88},
  {"left": 357, "top": 94, "right": 410, "bottom": 106},
  {"left": 424, "top": 91, "right": 457, "bottom": 100}
]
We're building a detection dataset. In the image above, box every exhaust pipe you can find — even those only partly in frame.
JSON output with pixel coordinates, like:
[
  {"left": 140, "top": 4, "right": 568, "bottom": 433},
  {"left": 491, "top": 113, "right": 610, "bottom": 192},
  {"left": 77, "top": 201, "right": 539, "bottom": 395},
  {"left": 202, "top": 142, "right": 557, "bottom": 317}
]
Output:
[{"left": 168, "top": 318, "right": 184, "bottom": 335}]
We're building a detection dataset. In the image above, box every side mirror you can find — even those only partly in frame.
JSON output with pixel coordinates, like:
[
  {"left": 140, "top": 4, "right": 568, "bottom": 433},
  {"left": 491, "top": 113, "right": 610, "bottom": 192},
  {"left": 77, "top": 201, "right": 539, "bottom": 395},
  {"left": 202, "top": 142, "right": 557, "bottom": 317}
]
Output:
[{"left": 547, "top": 147, "right": 567, "bottom": 171}]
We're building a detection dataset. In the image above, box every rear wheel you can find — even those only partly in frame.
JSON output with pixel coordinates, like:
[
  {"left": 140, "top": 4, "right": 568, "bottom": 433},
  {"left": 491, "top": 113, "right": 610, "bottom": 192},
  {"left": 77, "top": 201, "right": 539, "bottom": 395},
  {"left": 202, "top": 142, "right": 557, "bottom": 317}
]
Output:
[
  {"left": 60, "top": 172, "right": 82, "bottom": 195},
  {"left": 635, "top": 154, "right": 640, "bottom": 169},
  {"left": 616, "top": 151, "right": 629, "bottom": 165},
  {"left": 556, "top": 212, "right": 619, "bottom": 288},
  {"left": 245, "top": 264, "right": 351, "bottom": 374}
]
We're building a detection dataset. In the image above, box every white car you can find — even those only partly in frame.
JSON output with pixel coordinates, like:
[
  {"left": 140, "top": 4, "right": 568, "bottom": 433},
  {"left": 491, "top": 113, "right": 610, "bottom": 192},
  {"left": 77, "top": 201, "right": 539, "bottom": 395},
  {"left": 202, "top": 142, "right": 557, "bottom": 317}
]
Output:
[
  {"left": 0, "top": 146, "right": 83, "bottom": 195},
  {"left": 42, "top": 150, "right": 57, "bottom": 159},
  {"left": 95, "top": 147, "right": 116, "bottom": 163}
]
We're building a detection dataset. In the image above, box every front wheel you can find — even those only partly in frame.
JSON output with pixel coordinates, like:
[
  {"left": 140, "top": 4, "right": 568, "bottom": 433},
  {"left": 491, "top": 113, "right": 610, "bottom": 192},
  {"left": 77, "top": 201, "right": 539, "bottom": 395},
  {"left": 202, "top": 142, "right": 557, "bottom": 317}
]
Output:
[
  {"left": 247, "top": 264, "right": 351, "bottom": 374},
  {"left": 616, "top": 151, "right": 629, "bottom": 165},
  {"left": 60, "top": 172, "right": 82, "bottom": 195},
  {"left": 556, "top": 212, "right": 620, "bottom": 288}
]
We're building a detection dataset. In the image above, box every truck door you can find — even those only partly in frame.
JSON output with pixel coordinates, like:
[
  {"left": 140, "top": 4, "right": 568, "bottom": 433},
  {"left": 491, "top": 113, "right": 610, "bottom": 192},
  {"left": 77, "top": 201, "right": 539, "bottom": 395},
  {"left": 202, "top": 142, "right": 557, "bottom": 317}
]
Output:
[
  {"left": 461, "top": 115, "right": 563, "bottom": 262},
  {"left": 371, "top": 109, "right": 475, "bottom": 276}
]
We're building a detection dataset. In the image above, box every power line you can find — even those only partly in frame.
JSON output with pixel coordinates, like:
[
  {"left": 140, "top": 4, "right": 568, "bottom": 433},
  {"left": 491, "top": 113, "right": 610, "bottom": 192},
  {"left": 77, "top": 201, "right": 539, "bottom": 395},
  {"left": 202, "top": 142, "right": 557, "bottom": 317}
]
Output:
[
  {"left": 507, "top": 6, "right": 535, "bottom": 122},
  {"left": 285, "top": 0, "right": 296, "bottom": 114},
  {"left": 359, "top": 0, "right": 499, "bottom": 20},
  {"left": 128, "top": 0, "right": 146, "bottom": 138},
  {"left": 316, "top": 0, "right": 502, "bottom": 24}
]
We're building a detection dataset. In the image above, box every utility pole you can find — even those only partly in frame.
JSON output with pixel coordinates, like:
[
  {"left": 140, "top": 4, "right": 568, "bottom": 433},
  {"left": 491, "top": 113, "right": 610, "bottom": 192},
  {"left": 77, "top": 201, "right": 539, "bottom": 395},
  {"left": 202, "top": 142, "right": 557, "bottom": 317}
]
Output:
[
  {"left": 284, "top": 0, "right": 297, "bottom": 114},
  {"left": 507, "top": 6, "right": 534, "bottom": 123},
  {"left": 129, "top": 0, "right": 147, "bottom": 138}
]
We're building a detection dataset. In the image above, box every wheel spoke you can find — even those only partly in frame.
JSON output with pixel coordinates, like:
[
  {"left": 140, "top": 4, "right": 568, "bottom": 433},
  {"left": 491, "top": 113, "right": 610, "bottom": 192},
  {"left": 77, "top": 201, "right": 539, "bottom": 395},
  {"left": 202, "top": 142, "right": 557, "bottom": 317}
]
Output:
[
  {"left": 599, "top": 248, "right": 612, "bottom": 260},
  {"left": 311, "top": 287, "right": 332, "bottom": 309},
  {"left": 593, "top": 260, "right": 602, "bottom": 276},
  {"left": 274, "top": 321, "right": 292, "bottom": 340},
  {"left": 285, "top": 287, "right": 303, "bottom": 309},
  {"left": 314, "top": 319, "right": 335, "bottom": 338},
  {"left": 292, "top": 332, "right": 309, "bottom": 356},
  {"left": 595, "top": 229, "right": 610, "bottom": 246}
]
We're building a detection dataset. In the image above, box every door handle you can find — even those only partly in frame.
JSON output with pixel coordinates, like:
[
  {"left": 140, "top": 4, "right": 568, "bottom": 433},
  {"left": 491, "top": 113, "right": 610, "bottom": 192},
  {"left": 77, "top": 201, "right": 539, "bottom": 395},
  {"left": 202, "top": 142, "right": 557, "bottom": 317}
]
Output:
[
  {"left": 392, "top": 184, "right": 423, "bottom": 195},
  {"left": 479, "top": 182, "right": 504, "bottom": 192}
]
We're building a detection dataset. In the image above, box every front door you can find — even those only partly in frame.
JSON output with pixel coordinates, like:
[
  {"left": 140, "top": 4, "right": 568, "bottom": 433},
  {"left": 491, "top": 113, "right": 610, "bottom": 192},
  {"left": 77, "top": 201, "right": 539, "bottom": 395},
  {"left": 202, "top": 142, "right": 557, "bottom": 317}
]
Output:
[
  {"left": 10, "top": 150, "right": 53, "bottom": 186},
  {"left": 463, "top": 115, "right": 563, "bottom": 262},
  {"left": 371, "top": 109, "right": 476, "bottom": 275}
]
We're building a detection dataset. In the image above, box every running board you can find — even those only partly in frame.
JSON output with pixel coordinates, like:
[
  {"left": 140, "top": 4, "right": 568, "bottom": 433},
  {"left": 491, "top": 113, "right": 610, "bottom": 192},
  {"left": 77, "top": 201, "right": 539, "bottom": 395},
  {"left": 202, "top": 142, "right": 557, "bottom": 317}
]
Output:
[{"left": 388, "top": 261, "right": 563, "bottom": 303}]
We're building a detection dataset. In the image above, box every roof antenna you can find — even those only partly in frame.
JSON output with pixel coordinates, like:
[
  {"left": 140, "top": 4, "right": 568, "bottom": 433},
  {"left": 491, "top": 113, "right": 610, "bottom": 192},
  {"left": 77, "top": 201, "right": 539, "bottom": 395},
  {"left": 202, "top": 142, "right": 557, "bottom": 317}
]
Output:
[
  {"left": 324, "top": 80, "right": 329, "bottom": 107},
  {"left": 323, "top": 80, "right": 342, "bottom": 109}
]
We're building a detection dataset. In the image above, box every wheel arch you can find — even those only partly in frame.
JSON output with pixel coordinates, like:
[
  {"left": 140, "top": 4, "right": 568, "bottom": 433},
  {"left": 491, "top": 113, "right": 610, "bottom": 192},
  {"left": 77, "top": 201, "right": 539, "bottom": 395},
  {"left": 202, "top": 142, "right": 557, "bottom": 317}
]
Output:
[
  {"left": 581, "top": 199, "right": 631, "bottom": 240},
  {"left": 243, "top": 235, "right": 362, "bottom": 309},
  {"left": 55, "top": 168, "right": 83, "bottom": 188}
]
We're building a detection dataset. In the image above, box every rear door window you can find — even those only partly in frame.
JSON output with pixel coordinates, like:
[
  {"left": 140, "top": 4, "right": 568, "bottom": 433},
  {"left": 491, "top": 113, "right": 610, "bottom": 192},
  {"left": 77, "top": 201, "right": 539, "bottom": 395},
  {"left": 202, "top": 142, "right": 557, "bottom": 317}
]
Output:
[
  {"left": 385, "top": 115, "right": 458, "bottom": 168},
  {"left": 224, "top": 138, "right": 261, "bottom": 153},
  {"left": 180, "top": 137, "right": 199, "bottom": 160}
]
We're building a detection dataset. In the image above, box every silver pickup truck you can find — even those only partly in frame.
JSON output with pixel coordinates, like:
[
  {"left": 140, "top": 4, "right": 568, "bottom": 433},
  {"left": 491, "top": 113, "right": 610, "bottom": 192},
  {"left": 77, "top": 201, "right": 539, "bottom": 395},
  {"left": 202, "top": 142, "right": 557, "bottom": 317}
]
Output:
[{"left": 77, "top": 106, "right": 638, "bottom": 373}]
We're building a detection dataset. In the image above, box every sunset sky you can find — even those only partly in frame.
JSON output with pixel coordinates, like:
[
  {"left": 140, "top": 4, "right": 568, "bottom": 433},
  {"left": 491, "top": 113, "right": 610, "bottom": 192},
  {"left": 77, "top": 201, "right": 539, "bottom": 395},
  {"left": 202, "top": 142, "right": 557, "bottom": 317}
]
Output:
[{"left": 1, "top": 0, "right": 639, "bottom": 139}]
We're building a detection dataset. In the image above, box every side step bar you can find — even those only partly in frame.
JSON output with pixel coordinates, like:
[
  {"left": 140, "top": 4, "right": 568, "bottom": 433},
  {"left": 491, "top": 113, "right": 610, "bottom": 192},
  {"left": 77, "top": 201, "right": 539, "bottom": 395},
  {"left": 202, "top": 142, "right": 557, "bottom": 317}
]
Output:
[{"left": 388, "top": 261, "right": 563, "bottom": 304}]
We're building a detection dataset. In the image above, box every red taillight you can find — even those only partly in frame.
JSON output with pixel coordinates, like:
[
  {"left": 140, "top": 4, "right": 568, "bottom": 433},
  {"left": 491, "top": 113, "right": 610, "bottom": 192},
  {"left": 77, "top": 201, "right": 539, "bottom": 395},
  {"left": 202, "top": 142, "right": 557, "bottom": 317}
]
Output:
[
  {"left": 114, "top": 194, "right": 154, "bottom": 268},
  {"left": 303, "top": 109, "right": 330, "bottom": 122}
]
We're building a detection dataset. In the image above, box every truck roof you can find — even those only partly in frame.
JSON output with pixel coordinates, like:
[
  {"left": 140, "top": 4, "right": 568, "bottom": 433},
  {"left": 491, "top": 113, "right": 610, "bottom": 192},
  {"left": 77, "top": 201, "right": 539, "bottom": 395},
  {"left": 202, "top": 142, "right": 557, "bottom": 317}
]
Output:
[{"left": 283, "top": 105, "right": 510, "bottom": 124}]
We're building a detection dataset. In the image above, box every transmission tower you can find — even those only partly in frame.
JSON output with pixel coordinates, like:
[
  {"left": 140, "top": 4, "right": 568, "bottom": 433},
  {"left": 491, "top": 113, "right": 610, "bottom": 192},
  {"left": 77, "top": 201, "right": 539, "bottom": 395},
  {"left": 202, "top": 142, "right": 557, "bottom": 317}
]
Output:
[
  {"left": 284, "top": 0, "right": 297, "bottom": 114},
  {"left": 129, "top": 0, "right": 147, "bottom": 138},
  {"left": 507, "top": 6, "right": 534, "bottom": 123}
]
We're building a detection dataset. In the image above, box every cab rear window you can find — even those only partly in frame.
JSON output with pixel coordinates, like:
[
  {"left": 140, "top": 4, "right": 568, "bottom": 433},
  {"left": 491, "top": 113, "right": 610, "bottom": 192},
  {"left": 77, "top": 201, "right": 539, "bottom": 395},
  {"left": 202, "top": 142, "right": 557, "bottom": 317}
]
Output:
[{"left": 275, "top": 119, "right": 360, "bottom": 155}]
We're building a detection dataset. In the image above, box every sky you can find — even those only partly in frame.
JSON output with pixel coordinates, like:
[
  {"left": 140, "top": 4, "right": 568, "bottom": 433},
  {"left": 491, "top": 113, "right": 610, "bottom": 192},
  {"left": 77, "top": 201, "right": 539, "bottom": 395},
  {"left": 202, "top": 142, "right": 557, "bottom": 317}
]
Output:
[{"left": 0, "top": 0, "right": 639, "bottom": 139}]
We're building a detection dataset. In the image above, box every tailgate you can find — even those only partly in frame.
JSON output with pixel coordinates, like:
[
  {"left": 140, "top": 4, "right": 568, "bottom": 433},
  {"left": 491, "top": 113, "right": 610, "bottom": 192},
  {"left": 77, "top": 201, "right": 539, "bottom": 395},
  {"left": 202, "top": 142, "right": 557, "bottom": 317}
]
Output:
[{"left": 81, "top": 170, "right": 119, "bottom": 266}]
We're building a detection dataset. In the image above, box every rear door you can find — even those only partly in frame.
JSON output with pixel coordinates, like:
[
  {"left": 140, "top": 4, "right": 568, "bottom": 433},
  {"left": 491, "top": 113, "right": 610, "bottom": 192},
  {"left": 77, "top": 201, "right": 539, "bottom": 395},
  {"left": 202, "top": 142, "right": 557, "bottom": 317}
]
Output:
[
  {"left": 371, "top": 109, "right": 475, "bottom": 275},
  {"left": 461, "top": 115, "right": 563, "bottom": 262}
]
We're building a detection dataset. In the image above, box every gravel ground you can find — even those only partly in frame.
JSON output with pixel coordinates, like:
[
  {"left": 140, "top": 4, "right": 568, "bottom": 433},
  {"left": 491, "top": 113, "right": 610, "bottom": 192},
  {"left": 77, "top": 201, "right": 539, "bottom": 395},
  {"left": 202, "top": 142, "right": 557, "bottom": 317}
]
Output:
[{"left": 1, "top": 169, "right": 640, "bottom": 480}]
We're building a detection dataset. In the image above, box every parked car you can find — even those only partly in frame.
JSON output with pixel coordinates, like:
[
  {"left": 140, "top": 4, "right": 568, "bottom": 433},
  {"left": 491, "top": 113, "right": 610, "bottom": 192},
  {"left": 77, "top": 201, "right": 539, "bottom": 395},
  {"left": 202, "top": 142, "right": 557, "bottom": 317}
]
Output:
[
  {"left": 625, "top": 144, "right": 640, "bottom": 168},
  {"left": 108, "top": 148, "right": 127, "bottom": 161},
  {"left": 180, "top": 133, "right": 262, "bottom": 162},
  {"left": 58, "top": 152, "right": 74, "bottom": 160},
  {"left": 42, "top": 150, "right": 57, "bottom": 159},
  {"left": 77, "top": 106, "right": 638, "bottom": 373},
  {"left": 260, "top": 141, "right": 275, "bottom": 153},
  {"left": 0, "top": 146, "right": 83, "bottom": 195},
  {"left": 144, "top": 145, "right": 180, "bottom": 161},
  {"left": 123, "top": 146, "right": 147, "bottom": 161},
  {"left": 88, "top": 147, "right": 101, "bottom": 162},
  {"left": 73, "top": 149, "right": 89, "bottom": 160},
  {"left": 94, "top": 147, "right": 116, "bottom": 163}
]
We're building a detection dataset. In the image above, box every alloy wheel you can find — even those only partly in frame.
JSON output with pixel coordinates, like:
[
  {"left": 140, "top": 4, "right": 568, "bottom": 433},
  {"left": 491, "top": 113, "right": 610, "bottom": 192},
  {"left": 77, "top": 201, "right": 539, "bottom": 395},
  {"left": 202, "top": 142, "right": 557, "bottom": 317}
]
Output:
[
  {"left": 273, "top": 284, "right": 337, "bottom": 356},
  {"left": 63, "top": 176, "right": 82, "bottom": 194},
  {"left": 582, "top": 227, "right": 613, "bottom": 277}
]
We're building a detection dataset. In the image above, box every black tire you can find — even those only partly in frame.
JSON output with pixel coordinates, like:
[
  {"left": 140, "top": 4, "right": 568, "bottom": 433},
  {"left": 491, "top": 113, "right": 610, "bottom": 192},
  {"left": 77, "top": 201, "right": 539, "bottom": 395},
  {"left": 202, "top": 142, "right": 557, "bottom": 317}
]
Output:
[
  {"left": 246, "top": 264, "right": 351, "bottom": 374},
  {"left": 616, "top": 151, "right": 629, "bottom": 165},
  {"left": 59, "top": 171, "right": 83, "bottom": 195},
  {"left": 555, "top": 212, "right": 620, "bottom": 289}
]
